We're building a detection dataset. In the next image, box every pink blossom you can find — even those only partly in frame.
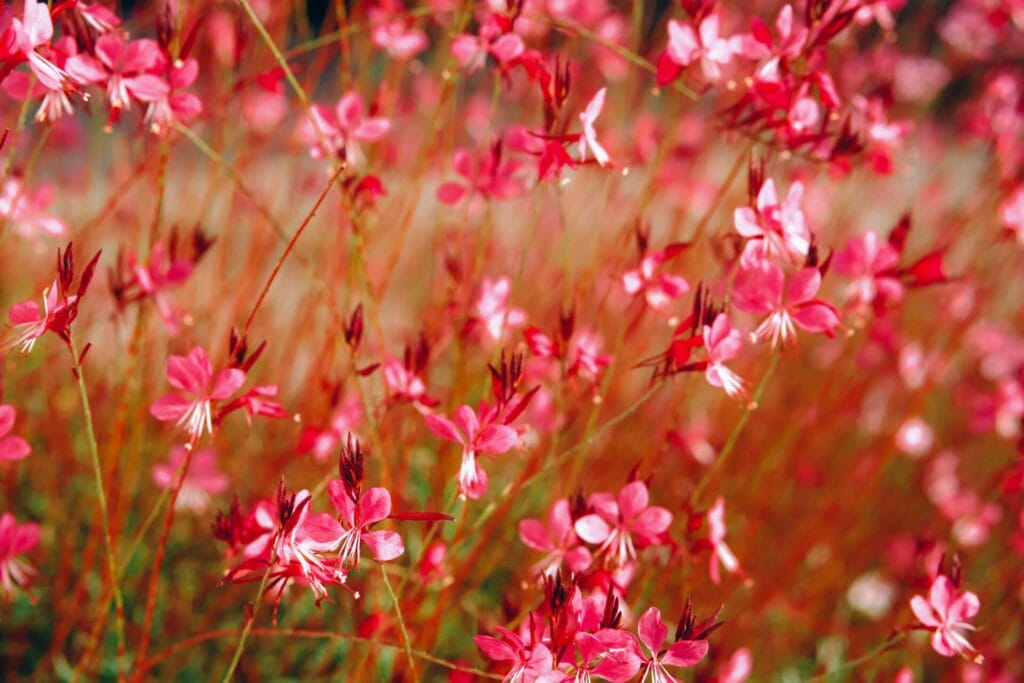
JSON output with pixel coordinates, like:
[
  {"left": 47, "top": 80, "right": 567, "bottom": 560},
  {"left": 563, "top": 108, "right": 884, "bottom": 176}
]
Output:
[
  {"left": 0, "top": 512, "right": 39, "bottom": 599},
  {"left": 328, "top": 481, "right": 405, "bottom": 568},
  {"left": 833, "top": 230, "right": 903, "bottom": 308},
  {"left": 909, "top": 574, "right": 980, "bottom": 660},
  {"left": 369, "top": 3, "right": 428, "bottom": 60},
  {"left": 299, "top": 92, "right": 390, "bottom": 163},
  {"left": 578, "top": 87, "right": 611, "bottom": 167},
  {"left": 128, "top": 241, "right": 193, "bottom": 334},
  {"left": 437, "top": 144, "right": 525, "bottom": 205},
  {"left": 298, "top": 394, "right": 364, "bottom": 461},
  {"left": 1, "top": 35, "right": 78, "bottom": 122},
  {"left": 451, "top": 20, "right": 524, "bottom": 73},
  {"left": 733, "top": 179, "right": 811, "bottom": 266},
  {"left": 76, "top": 2, "right": 122, "bottom": 34},
  {"left": 149, "top": 347, "right": 246, "bottom": 440},
  {"left": 0, "top": 177, "right": 66, "bottom": 239},
  {"left": 273, "top": 490, "right": 348, "bottom": 605},
  {"left": 10, "top": 0, "right": 70, "bottom": 92},
  {"left": 570, "top": 629, "right": 642, "bottom": 682},
  {"left": 716, "top": 648, "right": 753, "bottom": 683},
  {"left": 635, "top": 607, "right": 709, "bottom": 682},
  {"left": 474, "top": 277, "right": 527, "bottom": 343},
  {"left": 702, "top": 313, "right": 747, "bottom": 400},
  {"left": 574, "top": 481, "right": 672, "bottom": 568},
  {"left": 152, "top": 446, "right": 228, "bottom": 513},
  {"left": 0, "top": 405, "right": 31, "bottom": 462},
  {"left": 734, "top": 5, "right": 806, "bottom": 60},
  {"left": 65, "top": 34, "right": 168, "bottom": 118},
  {"left": 569, "top": 330, "right": 614, "bottom": 381},
  {"left": 733, "top": 263, "right": 841, "bottom": 348},
  {"left": 660, "top": 15, "right": 736, "bottom": 83},
  {"left": 383, "top": 355, "right": 434, "bottom": 408},
  {"left": 707, "top": 497, "right": 742, "bottom": 584},
  {"left": 6, "top": 279, "right": 77, "bottom": 354},
  {"left": 622, "top": 245, "right": 690, "bottom": 313},
  {"left": 518, "top": 498, "right": 593, "bottom": 576},
  {"left": 144, "top": 57, "right": 203, "bottom": 136},
  {"left": 425, "top": 404, "right": 518, "bottom": 499},
  {"left": 475, "top": 627, "right": 559, "bottom": 683}
]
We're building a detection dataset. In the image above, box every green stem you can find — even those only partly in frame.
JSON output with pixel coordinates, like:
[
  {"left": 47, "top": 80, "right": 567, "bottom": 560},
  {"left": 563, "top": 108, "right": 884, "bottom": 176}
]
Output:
[
  {"left": 69, "top": 335, "right": 128, "bottom": 676},
  {"left": 380, "top": 562, "right": 419, "bottom": 681}
]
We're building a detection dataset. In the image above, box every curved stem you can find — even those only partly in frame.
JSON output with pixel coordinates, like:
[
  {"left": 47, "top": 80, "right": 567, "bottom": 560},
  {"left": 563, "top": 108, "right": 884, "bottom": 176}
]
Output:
[{"left": 380, "top": 562, "right": 419, "bottom": 681}]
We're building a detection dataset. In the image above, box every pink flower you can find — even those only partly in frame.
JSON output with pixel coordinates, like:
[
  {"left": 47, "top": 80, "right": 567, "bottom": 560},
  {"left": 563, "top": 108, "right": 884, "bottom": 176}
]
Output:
[
  {"left": 0, "top": 512, "right": 39, "bottom": 599},
  {"left": 328, "top": 482, "right": 405, "bottom": 568},
  {"left": 518, "top": 498, "right": 593, "bottom": 576},
  {"left": 10, "top": 0, "right": 70, "bottom": 92},
  {"left": 733, "top": 263, "right": 841, "bottom": 348},
  {"left": 0, "top": 177, "right": 66, "bottom": 239},
  {"left": 574, "top": 481, "right": 672, "bottom": 568},
  {"left": 702, "top": 313, "right": 747, "bottom": 400},
  {"left": 6, "top": 279, "right": 76, "bottom": 354},
  {"left": 733, "top": 179, "right": 810, "bottom": 266},
  {"left": 734, "top": 5, "right": 806, "bottom": 60},
  {"left": 1, "top": 35, "right": 78, "bottom": 122},
  {"left": 660, "top": 15, "right": 736, "bottom": 83},
  {"left": 437, "top": 144, "right": 525, "bottom": 204},
  {"left": 0, "top": 405, "right": 31, "bottom": 462},
  {"left": 299, "top": 92, "right": 390, "bottom": 163},
  {"left": 909, "top": 575, "right": 980, "bottom": 660},
  {"left": 425, "top": 404, "right": 518, "bottom": 499},
  {"left": 622, "top": 245, "right": 690, "bottom": 313},
  {"left": 475, "top": 627, "right": 559, "bottom": 683},
  {"left": 635, "top": 607, "right": 709, "bottom": 683},
  {"left": 65, "top": 34, "right": 168, "bottom": 119},
  {"left": 128, "top": 241, "right": 193, "bottom": 334},
  {"left": 451, "top": 21, "right": 524, "bottom": 73},
  {"left": 570, "top": 629, "right": 642, "bottom": 682},
  {"left": 474, "top": 277, "right": 527, "bottom": 343},
  {"left": 833, "top": 230, "right": 904, "bottom": 308},
  {"left": 149, "top": 347, "right": 246, "bottom": 440},
  {"left": 383, "top": 354, "right": 435, "bottom": 408},
  {"left": 369, "top": 3, "right": 428, "bottom": 61},
  {"left": 707, "top": 497, "right": 742, "bottom": 585},
  {"left": 152, "top": 446, "right": 228, "bottom": 513},
  {"left": 716, "top": 648, "right": 753, "bottom": 683},
  {"left": 298, "top": 394, "right": 364, "bottom": 462},
  {"left": 569, "top": 330, "right": 614, "bottom": 381},
  {"left": 143, "top": 57, "right": 203, "bottom": 136},
  {"left": 578, "top": 87, "right": 611, "bottom": 167},
  {"left": 76, "top": 2, "right": 122, "bottom": 34},
  {"left": 273, "top": 490, "right": 348, "bottom": 605}
]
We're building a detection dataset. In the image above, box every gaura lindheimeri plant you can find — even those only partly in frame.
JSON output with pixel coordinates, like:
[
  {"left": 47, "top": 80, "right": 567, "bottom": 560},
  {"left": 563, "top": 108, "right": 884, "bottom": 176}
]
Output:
[{"left": 1, "top": 0, "right": 1021, "bottom": 680}]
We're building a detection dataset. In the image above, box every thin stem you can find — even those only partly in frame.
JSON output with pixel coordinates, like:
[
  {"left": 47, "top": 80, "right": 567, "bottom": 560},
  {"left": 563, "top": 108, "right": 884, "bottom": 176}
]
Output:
[
  {"left": 69, "top": 335, "right": 128, "bottom": 677},
  {"left": 134, "top": 436, "right": 198, "bottom": 675},
  {"left": 807, "top": 632, "right": 906, "bottom": 681},
  {"left": 220, "top": 545, "right": 279, "bottom": 681},
  {"left": 380, "top": 562, "right": 419, "bottom": 681},
  {"left": 691, "top": 353, "right": 781, "bottom": 508},
  {"left": 239, "top": 163, "right": 345, "bottom": 340}
]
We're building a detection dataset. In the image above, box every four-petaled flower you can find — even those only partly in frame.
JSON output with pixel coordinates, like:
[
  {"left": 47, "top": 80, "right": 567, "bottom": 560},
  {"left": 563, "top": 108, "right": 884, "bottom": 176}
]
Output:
[
  {"left": 635, "top": 607, "right": 709, "bottom": 683},
  {"left": 149, "top": 346, "right": 246, "bottom": 440},
  {"left": 733, "top": 179, "right": 811, "bottom": 266},
  {"left": 703, "top": 313, "right": 748, "bottom": 401},
  {"left": 574, "top": 481, "right": 672, "bottom": 568},
  {"left": 518, "top": 498, "right": 593, "bottom": 576},
  {"left": 425, "top": 404, "right": 518, "bottom": 500},
  {"left": 328, "top": 481, "right": 405, "bottom": 569},
  {"left": 0, "top": 405, "right": 31, "bottom": 462},
  {"left": 299, "top": 92, "right": 390, "bottom": 164},
  {"left": 910, "top": 574, "right": 981, "bottom": 660},
  {"left": 0, "top": 511, "right": 39, "bottom": 599},
  {"left": 733, "top": 263, "right": 841, "bottom": 348}
]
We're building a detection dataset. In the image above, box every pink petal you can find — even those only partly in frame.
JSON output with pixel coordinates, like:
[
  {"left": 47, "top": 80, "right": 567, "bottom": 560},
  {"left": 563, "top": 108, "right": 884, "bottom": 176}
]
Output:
[
  {"left": 663, "top": 639, "right": 710, "bottom": 667},
  {"left": 453, "top": 405, "right": 480, "bottom": 440},
  {"left": 518, "top": 518, "right": 554, "bottom": 552},
  {"left": 149, "top": 394, "right": 191, "bottom": 421},
  {"left": 786, "top": 268, "right": 822, "bottom": 305},
  {"left": 424, "top": 413, "right": 462, "bottom": 444},
  {"left": 437, "top": 182, "right": 467, "bottom": 204},
  {"left": 363, "top": 529, "right": 405, "bottom": 561},
  {"left": 328, "top": 479, "right": 357, "bottom": 521},
  {"left": 574, "top": 514, "right": 611, "bottom": 544},
  {"left": 0, "top": 436, "right": 31, "bottom": 462},
  {"left": 476, "top": 424, "right": 518, "bottom": 454},
  {"left": 65, "top": 53, "right": 108, "bottom": 84},
  {"left": 125, "top": 74, "right": 170, "bottom": 103},
  {"left": 910, "top": 595, "right": 940, "bottom": 627},
  {"left": 638, "top": 606, "right": 667, "bottom": 652},
  {"left": 633, "top": 506, "right": 672, "bottom": 537},
  {"left": 9, "top": 300, "right": 40, "bottom": 325},
  {"left": 474, "top": 635, "right": 517, "bottom": 662},
  {"left": 358, "top": 486, "right": 392, "bottom": 525},
  {"left": 335, "top": 92, "right": 364, "bottom": 128},
  {"left": 210, "top": 368, "right": 246, "bottom": 400},
  {"left": 790, "top": 301, "right": 840, "bottom": 333},
  {"left": 0, "top": 405, "right": 15, "bottom": 436},
  {"left": 93, "top": 34, "right": 126, "bottom": 70},
  {"left": 618, "top": 480, "right": 650, "bottom": 520}
]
